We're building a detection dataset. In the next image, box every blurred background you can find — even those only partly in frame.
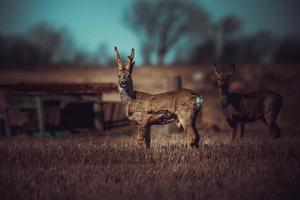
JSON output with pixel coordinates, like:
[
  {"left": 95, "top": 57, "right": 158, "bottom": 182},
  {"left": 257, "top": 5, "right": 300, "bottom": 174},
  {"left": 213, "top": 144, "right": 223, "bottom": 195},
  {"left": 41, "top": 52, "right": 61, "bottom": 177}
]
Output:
[
  {"left": 0, "top": 0, "right": 299, "bottom": 136},
  {"left": 1, "top": 0, "right": 300, "bottom": 66}
]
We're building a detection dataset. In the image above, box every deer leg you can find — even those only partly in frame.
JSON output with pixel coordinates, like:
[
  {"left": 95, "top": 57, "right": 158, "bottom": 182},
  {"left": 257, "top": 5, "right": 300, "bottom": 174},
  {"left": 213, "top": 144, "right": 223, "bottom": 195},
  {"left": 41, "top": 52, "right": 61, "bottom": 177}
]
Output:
[
  {"left": 273, "top": 123, "right": 281, "bottom": 138},
  {"left": 190, "top": 124, "right": 200, "bottom": 148},
  {"left": 264, "top": 114, "right": 281, "bottom": 139},
  {"left": 180, "top": 118, "right": 200, "bottom": 148},
  {"left": 182, "top": 124, "right": 199, "bottom": 148},
  {"left": 145, "top": 126, "right": 151, "bottom": 147},
  {"left": 227, "top": 121, "right": 237, "bottom": 141},
  {"left": 178, "top": 112, "right": 200, "bottom": 148},
  {"left": 137, "top": 125, "right": 151, "bottom": 148},
  {"left": 267, "top": 123, "right": 281, "bottom": 139},
  {"left": 240, "top": 123, "right": 245, "bottom": 139},
  {"left": 231, "top": 127, "right": 237, "bottom": 141}
]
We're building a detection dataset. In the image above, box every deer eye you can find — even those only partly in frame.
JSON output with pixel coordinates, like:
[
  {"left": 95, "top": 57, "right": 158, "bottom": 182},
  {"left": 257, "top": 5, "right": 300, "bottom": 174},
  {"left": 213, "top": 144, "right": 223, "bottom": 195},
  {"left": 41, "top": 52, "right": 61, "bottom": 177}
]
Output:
[
  {"left": 126, "top": 75, "right": 131, "bottom": 79},
  {"left": 118, "top": 75, "right": 121, "bottom": 78}
]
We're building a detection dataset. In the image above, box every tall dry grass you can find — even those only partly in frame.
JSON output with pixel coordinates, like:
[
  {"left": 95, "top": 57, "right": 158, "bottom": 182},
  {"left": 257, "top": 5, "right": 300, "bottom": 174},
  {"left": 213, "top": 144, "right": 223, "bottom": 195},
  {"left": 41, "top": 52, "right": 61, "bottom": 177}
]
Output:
[{"left": 0, "top": 130, "right": 300, "bottom": 200}]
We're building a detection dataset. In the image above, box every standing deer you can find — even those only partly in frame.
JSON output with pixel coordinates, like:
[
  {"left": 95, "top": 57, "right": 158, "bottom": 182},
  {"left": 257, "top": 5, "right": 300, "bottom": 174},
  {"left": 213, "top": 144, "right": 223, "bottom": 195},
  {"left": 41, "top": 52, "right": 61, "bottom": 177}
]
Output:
[
  {"left": 114, "top": 47, "right": 203, "bottom": 148},
  {"left": 213, "top": 64, "right": 283, "bottom": 140}
]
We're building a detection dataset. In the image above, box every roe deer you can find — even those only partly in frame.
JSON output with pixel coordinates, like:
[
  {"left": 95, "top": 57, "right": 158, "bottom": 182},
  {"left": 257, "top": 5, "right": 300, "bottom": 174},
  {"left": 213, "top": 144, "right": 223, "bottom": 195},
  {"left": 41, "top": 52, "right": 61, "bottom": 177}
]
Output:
[
  {"left": 213, "top": 64, "right": 283, "bottom": 140},
  {"left": 114, "top": 47, "right": 203, "bottom": 148}
]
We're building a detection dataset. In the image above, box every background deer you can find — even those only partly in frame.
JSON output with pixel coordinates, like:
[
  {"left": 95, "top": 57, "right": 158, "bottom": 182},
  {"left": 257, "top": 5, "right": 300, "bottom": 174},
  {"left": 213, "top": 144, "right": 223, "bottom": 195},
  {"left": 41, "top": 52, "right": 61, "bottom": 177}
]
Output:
[
  {"left": 114, "top": 47, "right": 203, "bottom": 148},
  {"left": 213, "top": 64, "right": 283, "bottom": 140}
]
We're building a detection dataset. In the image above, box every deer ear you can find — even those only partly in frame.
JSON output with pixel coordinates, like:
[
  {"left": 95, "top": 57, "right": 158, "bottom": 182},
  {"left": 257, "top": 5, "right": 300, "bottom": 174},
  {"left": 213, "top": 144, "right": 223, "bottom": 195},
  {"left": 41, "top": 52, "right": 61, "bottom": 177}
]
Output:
[
  {"left": 213, "top": 64, "right": 220, "bottom": 77},
  {"left": 114, "top": 46, "right": 124, "bottom": 70}
]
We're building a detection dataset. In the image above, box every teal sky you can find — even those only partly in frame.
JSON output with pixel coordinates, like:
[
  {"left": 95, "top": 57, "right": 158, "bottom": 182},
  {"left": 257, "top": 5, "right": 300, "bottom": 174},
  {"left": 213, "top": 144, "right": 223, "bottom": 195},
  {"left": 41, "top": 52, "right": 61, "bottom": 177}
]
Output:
[{"left": 0, "top": 0, "right": 299, "bottom": 61}]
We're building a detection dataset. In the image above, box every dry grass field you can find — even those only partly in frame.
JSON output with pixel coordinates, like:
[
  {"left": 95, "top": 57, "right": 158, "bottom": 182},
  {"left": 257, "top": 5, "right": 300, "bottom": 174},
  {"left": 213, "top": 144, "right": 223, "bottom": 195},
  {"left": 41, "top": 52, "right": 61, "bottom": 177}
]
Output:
[{"left": 0, "top": 128, "right": 300, "bottom": 200}]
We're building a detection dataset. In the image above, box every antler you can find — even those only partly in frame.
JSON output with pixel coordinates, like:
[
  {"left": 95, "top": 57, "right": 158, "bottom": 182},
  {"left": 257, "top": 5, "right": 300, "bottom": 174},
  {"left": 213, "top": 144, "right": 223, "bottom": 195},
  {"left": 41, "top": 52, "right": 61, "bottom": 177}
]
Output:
[
  {"left": 227, "top": 64, "right": 235, "bottom": 75},
  {"left": 114, "top": 47, "right": 124, "bottom": 70},
  {"left": 125, "top": 48, "right": 135, "bottom": 70},
  {"left": 213, "top": 64, "right": 220, "bottom": 77},
  {"left": 114, "top": 47, "right": 135, "bottom": 71}
]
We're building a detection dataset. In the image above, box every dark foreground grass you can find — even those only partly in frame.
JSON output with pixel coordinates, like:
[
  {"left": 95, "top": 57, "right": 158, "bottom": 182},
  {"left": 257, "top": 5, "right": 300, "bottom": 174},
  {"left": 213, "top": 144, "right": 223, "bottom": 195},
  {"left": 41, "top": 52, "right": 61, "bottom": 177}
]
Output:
[{"left": 0, "top": 131, "right": 300, "bottom": 200}]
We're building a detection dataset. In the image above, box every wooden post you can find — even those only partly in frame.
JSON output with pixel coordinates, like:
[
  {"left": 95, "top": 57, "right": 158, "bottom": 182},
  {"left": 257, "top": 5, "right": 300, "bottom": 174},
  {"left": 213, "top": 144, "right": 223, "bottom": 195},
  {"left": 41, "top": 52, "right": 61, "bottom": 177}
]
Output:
[
  {"left": 94, "top": 101, "right": 104, "bottom": 131},
  {"left": 109, "top": 103, "right": 116, "bottom": 122},
  {"left": 35, "top": 96, "right": 45, "bottom": 136},
  {"left": 3, "top": 109, "right": 10, "bottom": 137},
  {"left": 2, "top": 97, "right": 11, "bottom": 136},
  {"left": 168, "top": 75, "right": 182, "bottom": 91}
]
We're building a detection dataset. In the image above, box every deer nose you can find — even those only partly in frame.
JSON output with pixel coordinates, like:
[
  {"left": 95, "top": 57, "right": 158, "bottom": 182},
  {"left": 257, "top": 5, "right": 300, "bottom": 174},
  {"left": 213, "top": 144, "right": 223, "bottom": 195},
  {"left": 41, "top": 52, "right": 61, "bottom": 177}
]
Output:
[{"left": 120, "top": 81, "right": 127, "bottom": 88}]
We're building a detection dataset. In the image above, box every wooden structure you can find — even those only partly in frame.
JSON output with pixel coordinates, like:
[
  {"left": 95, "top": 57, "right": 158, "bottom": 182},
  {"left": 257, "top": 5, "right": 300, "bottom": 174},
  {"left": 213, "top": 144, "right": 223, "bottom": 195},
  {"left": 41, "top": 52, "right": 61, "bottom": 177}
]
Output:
[
  {"left": 0, "top": 67, "right": 209, "bottom": 135},
  {"left": 0, "top": 83, "right": 128, "bottom": 136}
]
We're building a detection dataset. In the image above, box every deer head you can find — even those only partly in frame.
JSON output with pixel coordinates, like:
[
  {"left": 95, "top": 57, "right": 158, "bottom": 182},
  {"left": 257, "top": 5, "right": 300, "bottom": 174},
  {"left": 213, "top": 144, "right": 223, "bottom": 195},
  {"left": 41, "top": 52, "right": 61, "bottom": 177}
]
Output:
[
  {"left": 213, "top": 64, "right": 235, "bottom": 93},
  {"left": 114, "top": 47, "right": 135, "bottom": 89}
]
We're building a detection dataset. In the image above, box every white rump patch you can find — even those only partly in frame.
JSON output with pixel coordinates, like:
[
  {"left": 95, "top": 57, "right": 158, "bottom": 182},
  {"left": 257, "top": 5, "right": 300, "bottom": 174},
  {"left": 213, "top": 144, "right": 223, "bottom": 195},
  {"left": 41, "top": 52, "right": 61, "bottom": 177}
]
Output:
[{"left": 196, "top": 96, "right": 204, "bottom": 108}]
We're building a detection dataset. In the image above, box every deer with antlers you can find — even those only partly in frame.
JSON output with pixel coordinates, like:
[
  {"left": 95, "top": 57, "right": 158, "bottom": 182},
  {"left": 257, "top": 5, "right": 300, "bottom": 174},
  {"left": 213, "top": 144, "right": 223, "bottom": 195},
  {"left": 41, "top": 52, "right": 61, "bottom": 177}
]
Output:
[
  {"left": 213, "top": 64, "right": 283, "bottom": 140},
  {"left": 114, "top": 47, "right": 203, "bottom": 148}
]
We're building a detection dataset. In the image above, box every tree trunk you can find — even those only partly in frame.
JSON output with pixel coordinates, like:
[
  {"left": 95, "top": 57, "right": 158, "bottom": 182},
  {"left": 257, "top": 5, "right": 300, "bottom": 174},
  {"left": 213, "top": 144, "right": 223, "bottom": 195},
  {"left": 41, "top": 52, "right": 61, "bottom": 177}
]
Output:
[
  {"left": 142, "top": 43, "right": 152, "bottom": 65},
  {"left": 158, "top": 50, "right": 166, "bottom": 65}
]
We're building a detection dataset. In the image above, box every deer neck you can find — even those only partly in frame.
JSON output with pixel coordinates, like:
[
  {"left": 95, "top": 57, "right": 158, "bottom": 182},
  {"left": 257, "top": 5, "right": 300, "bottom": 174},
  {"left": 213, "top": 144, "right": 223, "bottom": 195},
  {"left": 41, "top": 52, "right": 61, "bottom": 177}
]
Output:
[
  {"left": 219, "top": 87, "right": 230, "bottom": 107},
  {"left": 118, "top": 82, "right": 136, "bottom": 105}
]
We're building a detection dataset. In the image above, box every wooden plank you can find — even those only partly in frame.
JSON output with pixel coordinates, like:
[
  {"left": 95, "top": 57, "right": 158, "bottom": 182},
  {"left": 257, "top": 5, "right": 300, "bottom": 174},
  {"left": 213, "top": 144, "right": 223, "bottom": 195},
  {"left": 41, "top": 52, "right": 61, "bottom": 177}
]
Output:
[
  {"left": 94, "top": 102, "right": 104, "bottom": 131},
  {"left": 113, "top": 103, "right": 123, "bottom": 121},
  {"left": 1, "top": 96, "right": 11, "bottom": 136},
  {"left": 35, "top": 96, "right": 45, "bottom": 135},
  {"left": 3, "top": 110, "right": 10, "bottom": 136},
  {"left": 103, "top": 118, "right": 129, "bottom": 130},
  {"left": 110, "top": 103, "right": 116, "bottom": 121},
  {"left": 103, "top": 102, "right": 114, "bottom": 122},
  {"left": 0, "top": 83, "right": 118, "bottom": 94}
]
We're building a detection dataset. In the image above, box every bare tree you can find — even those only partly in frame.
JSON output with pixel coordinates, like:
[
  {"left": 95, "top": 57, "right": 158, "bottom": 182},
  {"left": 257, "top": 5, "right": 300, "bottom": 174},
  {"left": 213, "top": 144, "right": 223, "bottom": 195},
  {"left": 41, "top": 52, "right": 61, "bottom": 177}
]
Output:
[
  {"left": 28, "top": 22, "right": 76, "bottom": 65},
  {"left": 0, "top": 22, "right": 102, "bottom": 68},
  {"left": 188, "top": 15, "right": 242, "bottom": 64},
  {"left": 214, "top": 15, "right": 242, "bottom": 62},
  {"left": 93, "top": 43, "right": 113, "bottom": 66},
  {"left": 123, "top": 0, "right": 209, "bottom": 65},
  {"left": 273, "top": 36, "right": 300, "bottom": 64},
  {"left": 236, "top": 31, "right": 276, "bottom": 64}
]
